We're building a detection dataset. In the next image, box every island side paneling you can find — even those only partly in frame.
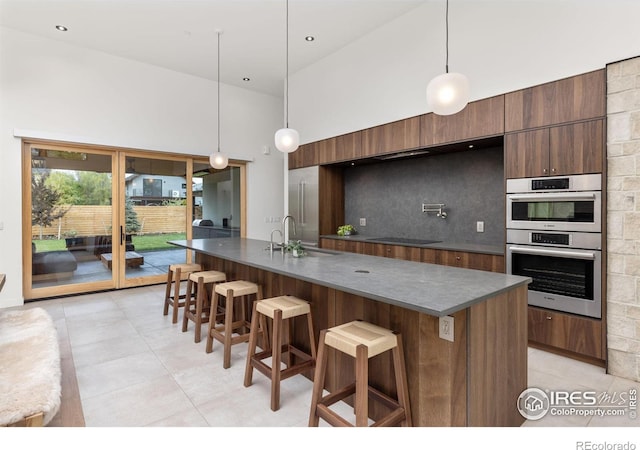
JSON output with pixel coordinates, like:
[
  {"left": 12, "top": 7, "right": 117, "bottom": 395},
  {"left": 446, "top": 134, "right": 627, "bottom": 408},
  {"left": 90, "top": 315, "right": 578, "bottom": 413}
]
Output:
[{"left": 196, "top": 252, "right": 527, "bottom": 427}]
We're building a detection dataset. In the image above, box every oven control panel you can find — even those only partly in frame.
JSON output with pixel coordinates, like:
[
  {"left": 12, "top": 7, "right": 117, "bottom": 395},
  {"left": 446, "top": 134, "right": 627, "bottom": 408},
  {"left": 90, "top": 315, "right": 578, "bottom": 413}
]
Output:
[
  {"left": 531, "top": 178, "right": 570, "bottom": 190},
  {"left": 531, "top": 232, "right": 570, "bottom": 246}
]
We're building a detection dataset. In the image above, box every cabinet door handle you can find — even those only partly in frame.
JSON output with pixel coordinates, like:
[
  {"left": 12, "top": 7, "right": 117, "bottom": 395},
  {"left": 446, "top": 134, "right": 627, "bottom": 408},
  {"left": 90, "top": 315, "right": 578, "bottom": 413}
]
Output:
[
  {"left": 456, "top": 256, "right": 461, "bottom": 261},
  {"left": 551, "top": 168, "right": 557, "bottom": 173},
  {"left": 543, "top": 168, "right": 548, "bottom": 174},
  {"left": 546, "top": 316, "right": 552, "bottom": 320}
]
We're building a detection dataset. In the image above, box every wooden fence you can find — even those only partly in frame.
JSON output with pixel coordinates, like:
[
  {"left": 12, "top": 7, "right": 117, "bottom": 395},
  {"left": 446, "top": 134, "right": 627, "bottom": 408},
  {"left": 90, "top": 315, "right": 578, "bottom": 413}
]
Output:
[{"left": 32, "top": 205, "right": 187, "bottom": 239}]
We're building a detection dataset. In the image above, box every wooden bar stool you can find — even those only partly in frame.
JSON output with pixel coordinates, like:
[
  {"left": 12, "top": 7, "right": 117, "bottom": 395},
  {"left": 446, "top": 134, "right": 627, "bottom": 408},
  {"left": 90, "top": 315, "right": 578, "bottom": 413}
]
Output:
[
  {"left": 182, "top": 270, "right": 227, "bottom": 343},
  {"left": 163, "top": 263, "right": 202, "bottom": 324},
  {"left": 205, "top": 280, "right": 262, "bottom": 369},
  {"left": 308, "top": 320, "right": 412, "bottom": 427},
  {"left": 244, "top": 295, "right": 316, "bottom": 411}
]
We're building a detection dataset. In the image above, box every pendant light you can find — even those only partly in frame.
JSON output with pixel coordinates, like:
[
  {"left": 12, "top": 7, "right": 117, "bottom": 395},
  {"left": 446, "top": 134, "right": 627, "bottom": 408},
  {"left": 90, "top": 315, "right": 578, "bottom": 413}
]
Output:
[
  {"left": 426, "top": 0, "right": 470, "bottom": 116},
  {"left": 210, "top": 30, "right": 229, "bottom": 170},
  {"left": 274, "top": 0, "right": 300, "bottom": 153}
]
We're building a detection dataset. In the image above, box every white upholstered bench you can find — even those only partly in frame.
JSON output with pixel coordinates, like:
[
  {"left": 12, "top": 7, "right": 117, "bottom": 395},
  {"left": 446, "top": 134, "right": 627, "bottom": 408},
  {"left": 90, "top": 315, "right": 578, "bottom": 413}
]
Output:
[{"left": 0, "top": 307, "right": 61, "bottom": 427}]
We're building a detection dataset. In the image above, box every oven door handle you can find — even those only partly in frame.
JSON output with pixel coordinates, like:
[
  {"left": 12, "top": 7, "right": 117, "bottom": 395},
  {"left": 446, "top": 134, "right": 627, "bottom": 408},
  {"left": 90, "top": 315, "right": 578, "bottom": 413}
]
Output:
[
  {"left": 507, "top": 245, "right": 597, "bottom": 260},
  {"left": 507, "top": 192, "right": 596, "bottom": 202}
]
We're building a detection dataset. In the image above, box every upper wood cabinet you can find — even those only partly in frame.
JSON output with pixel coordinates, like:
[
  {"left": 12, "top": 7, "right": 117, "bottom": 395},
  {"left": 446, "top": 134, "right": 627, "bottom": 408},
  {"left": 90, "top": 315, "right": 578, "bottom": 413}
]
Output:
[
  {"left": 421, "top": 96, "right": 505, "bottom": 146},
  {"left": 288, "top": 142, "right": 317, "bottom": 169},
  {"left": 505, "top": 119, "right": 604, "bottom": 178},
  {"left": 335, "top": 131, "right": 362, "bottom": 162},
  {"left": 504, "top": 128, "right": 550, "bottom": 178},
  {"left": 316, "top": 138, "right": 337, "bottom": 165},
  {"left": 362, "top": 116, "right": 421, "bottom": 157},
  {"left": 549, "top": 119, "right": 604, "bottom": 176},
  {"left": 505, "top": 69, "right": 606, "bottom": 132},
  {"left": 289, "top": 134, "right": 357, "bottom": 167}
]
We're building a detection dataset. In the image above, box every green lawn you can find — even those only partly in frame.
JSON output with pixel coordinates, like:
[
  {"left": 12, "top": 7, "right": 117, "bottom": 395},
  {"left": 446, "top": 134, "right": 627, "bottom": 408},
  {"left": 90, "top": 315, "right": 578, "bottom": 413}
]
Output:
[{"left": 33, "top": 233, "right": 187, "bottom": 253}]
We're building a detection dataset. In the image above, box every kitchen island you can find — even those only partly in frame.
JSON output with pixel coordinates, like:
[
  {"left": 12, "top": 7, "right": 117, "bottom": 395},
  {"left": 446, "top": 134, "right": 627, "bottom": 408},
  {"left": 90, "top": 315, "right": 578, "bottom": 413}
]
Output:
[{"left": 170, "top": 237, "right": 530, "bottom": 427}]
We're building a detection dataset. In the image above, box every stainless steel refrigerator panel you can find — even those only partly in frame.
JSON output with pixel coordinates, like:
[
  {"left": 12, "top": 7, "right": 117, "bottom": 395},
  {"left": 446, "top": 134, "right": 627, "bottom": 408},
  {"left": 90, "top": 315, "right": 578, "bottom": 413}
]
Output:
[{"left": 288, "top": 166, "right": 319, "bottom": 245}]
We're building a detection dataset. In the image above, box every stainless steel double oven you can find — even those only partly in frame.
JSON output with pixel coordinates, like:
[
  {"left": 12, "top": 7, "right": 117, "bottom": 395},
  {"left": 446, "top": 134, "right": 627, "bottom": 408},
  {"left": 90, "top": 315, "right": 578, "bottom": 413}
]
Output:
[{"left": 506, "top": 174, "right": 602, "bottom": 319}]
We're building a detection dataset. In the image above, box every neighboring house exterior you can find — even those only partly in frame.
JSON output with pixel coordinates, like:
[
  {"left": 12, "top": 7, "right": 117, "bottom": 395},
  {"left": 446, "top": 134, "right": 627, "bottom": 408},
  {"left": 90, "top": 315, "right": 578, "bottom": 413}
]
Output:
[{"left": 124, "top": 174, "right": 187, "bottom": 205}]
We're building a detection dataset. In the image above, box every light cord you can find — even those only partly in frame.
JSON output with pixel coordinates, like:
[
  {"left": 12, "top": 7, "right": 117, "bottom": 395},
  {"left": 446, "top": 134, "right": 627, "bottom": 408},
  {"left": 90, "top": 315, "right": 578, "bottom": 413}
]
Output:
[
  {"left": 217, "top": 31, "right": 221, "bottom": 153},
  {"left": 285, "top": 0, "right": 289, "bottom": 128},
  {"left": 445, "top": 0, "right": 449, "bottom": 73}
]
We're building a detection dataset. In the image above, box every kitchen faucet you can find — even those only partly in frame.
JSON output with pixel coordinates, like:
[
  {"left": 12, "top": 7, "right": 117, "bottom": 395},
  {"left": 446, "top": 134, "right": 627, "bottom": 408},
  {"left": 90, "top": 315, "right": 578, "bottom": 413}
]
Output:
[
  {"left": 282, "top": 215, "right": 297, "bottom": 241},
  {"left": 269, "top": 229, "right": 284, "bottom": 254}
]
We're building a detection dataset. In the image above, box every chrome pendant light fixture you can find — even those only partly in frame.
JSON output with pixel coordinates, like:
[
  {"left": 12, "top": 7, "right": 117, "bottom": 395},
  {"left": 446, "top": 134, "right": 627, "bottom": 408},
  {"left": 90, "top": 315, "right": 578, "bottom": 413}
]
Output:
[
  {"left": 426, "top": 0, "right": 470, "bottom": 116},
  {"left": 274, "top": 0, "right": 300, "bottom": 153},
  {"left": 210, "top": 29, "right": 229, "bottom": 170}
]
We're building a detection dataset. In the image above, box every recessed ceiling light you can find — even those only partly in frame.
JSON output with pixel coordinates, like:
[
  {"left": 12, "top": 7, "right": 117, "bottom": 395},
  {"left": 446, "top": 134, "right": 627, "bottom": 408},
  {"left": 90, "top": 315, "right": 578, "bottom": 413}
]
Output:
[
  {"left": 55, "top": 25, "right": 68, "bottom": 32},
  {"left": 242, "top": 77, "right": 250, "bottom": 81},
  {"left": 305, "top": 36, "right": 315, "bottom": 42}
]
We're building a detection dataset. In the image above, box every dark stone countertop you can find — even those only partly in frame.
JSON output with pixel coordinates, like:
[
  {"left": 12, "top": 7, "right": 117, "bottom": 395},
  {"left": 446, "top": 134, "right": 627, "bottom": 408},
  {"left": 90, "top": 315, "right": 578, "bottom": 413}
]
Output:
[{"left": 169, "top": 238, "right": 529, "bottom": 317}]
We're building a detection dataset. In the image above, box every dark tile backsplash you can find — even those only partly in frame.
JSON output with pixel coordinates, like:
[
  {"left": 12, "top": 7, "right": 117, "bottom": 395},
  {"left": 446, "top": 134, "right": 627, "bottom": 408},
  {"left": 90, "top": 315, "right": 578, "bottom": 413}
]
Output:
[{"left": 344, "top": 147, "right": 504, "bottom": 246}]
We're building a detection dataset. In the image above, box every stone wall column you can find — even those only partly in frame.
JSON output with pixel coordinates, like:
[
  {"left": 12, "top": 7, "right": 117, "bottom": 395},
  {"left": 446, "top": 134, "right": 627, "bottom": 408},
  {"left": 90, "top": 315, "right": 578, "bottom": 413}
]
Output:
[{"left": 606, "top": 56, "right": 640, "bottom": 382}]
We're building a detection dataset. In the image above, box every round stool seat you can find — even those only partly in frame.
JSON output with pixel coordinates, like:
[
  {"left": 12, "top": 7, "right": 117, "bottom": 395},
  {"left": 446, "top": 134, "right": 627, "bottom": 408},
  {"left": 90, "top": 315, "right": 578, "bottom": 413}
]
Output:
[
  {"left": 256, "top": 295, "right": 311, "bottom": 320},
  {"left": 188, "top": 270, "right": 226, "bottom": 284},
  {"left": 214, "top": 280, "right": 259, "bottom": 297},
  {"left": 324, "top": 320, "right": 398, "bottom": 359}
]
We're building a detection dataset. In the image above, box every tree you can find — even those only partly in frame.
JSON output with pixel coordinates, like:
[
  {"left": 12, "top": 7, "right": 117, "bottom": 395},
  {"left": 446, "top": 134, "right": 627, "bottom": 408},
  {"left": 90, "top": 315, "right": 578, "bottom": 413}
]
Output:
[
  {"left": 46, "top": 171, "right": 82, "bottom": 205},
  {"left": 32, "top": 171, "right": 69, "bottom": 239},
  {"left": 125, "top": 197, "right": 141, "bottom": 234}
]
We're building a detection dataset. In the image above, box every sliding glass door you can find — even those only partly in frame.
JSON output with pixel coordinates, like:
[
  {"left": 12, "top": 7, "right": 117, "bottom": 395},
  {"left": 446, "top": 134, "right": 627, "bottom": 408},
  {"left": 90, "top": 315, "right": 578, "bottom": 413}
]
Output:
[
  {"left": 23, "top": 143, "right": 195, "bottom": 299},
  {"left": 117, "top": 153, "right": 191, "bottom": 287},
  {"left": 24, "top": 143, "right": 117, "bottom": 298}
]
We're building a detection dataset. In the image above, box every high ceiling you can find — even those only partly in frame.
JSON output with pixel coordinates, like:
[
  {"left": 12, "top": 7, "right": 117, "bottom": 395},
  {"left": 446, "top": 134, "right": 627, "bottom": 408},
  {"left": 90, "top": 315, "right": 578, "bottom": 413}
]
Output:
[{"left": 0, "top": 0, "right": 427, "bottom": 97}]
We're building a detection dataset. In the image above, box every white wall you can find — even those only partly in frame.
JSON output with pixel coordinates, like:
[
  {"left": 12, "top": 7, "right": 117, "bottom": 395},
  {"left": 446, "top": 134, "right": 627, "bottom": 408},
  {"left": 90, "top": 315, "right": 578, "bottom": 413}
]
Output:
[
  {"left": 290, "top": 0, "right": 640, "bottom": 143},
  {"left": 0, "top": 26, "right": 284, "bottom": 307}
]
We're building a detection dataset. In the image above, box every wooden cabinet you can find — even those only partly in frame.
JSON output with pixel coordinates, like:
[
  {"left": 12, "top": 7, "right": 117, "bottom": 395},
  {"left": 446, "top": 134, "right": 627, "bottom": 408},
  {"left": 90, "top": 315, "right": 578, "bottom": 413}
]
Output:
[
  {"left": 317, "top": 166, "right": 344, "bottom": 236},
  {"left": 362, "top": 116, "right": 421, "bottom": 157},
  {"left": 505, "top": 69, "right": 606, "bottom": 132},
  {"left": 316, "top": 138, "right": 337, "bottom": 165},
  {"left": 289, "top": 133, "right": 359, "bottom": 167},
  {"left": 504, "top": 129, "right": 549, "bottom": 178},
  {"left": 335, "top": 131, "right": 362, "bottom": 162},
  {"left": 549, "top": 120, "right": 604, "bottom": 176},
  {"left": 288, "top": 142, "right": 317, "bottom": 169},
  {"left": 320, "top": 238, "right": 504, "bottom": 273},
  {"left": 505, "top": 119, "right": 604, "bottom": 178},
  {"left": 421, "top": 248, "right": 505, "bottom": 272},
  {"left": 528, "top": 306, "right": 603, "bottom": 360},
  {"left": 421, "top": 96, "right": 505, "bottom": 147},
  {"left": 320, "top": 237, "right": 360, "bottom": 253}
]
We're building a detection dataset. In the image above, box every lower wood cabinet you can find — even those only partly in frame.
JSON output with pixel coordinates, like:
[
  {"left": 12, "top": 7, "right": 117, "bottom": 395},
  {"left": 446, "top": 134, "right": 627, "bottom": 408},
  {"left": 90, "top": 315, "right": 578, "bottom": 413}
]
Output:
[
  {"left": 528, "top": 306, "right": 603, "bottom": 360},
  {"left": 320, "top": 238, "right": 504, "bottom": 273}
]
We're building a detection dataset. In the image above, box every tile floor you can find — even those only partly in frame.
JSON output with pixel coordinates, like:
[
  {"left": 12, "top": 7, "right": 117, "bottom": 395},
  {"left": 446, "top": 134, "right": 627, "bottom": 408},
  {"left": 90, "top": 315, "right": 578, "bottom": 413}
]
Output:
[{"left": 22, "top": 284, "right": 640, "bottom": 428}]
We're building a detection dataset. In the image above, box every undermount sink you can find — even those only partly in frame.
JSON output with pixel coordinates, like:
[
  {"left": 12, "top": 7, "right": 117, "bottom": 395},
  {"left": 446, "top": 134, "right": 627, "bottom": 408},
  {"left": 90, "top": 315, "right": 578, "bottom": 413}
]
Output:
[{"left": 367, "top": 237, "right": 441, "bottom": 245}]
